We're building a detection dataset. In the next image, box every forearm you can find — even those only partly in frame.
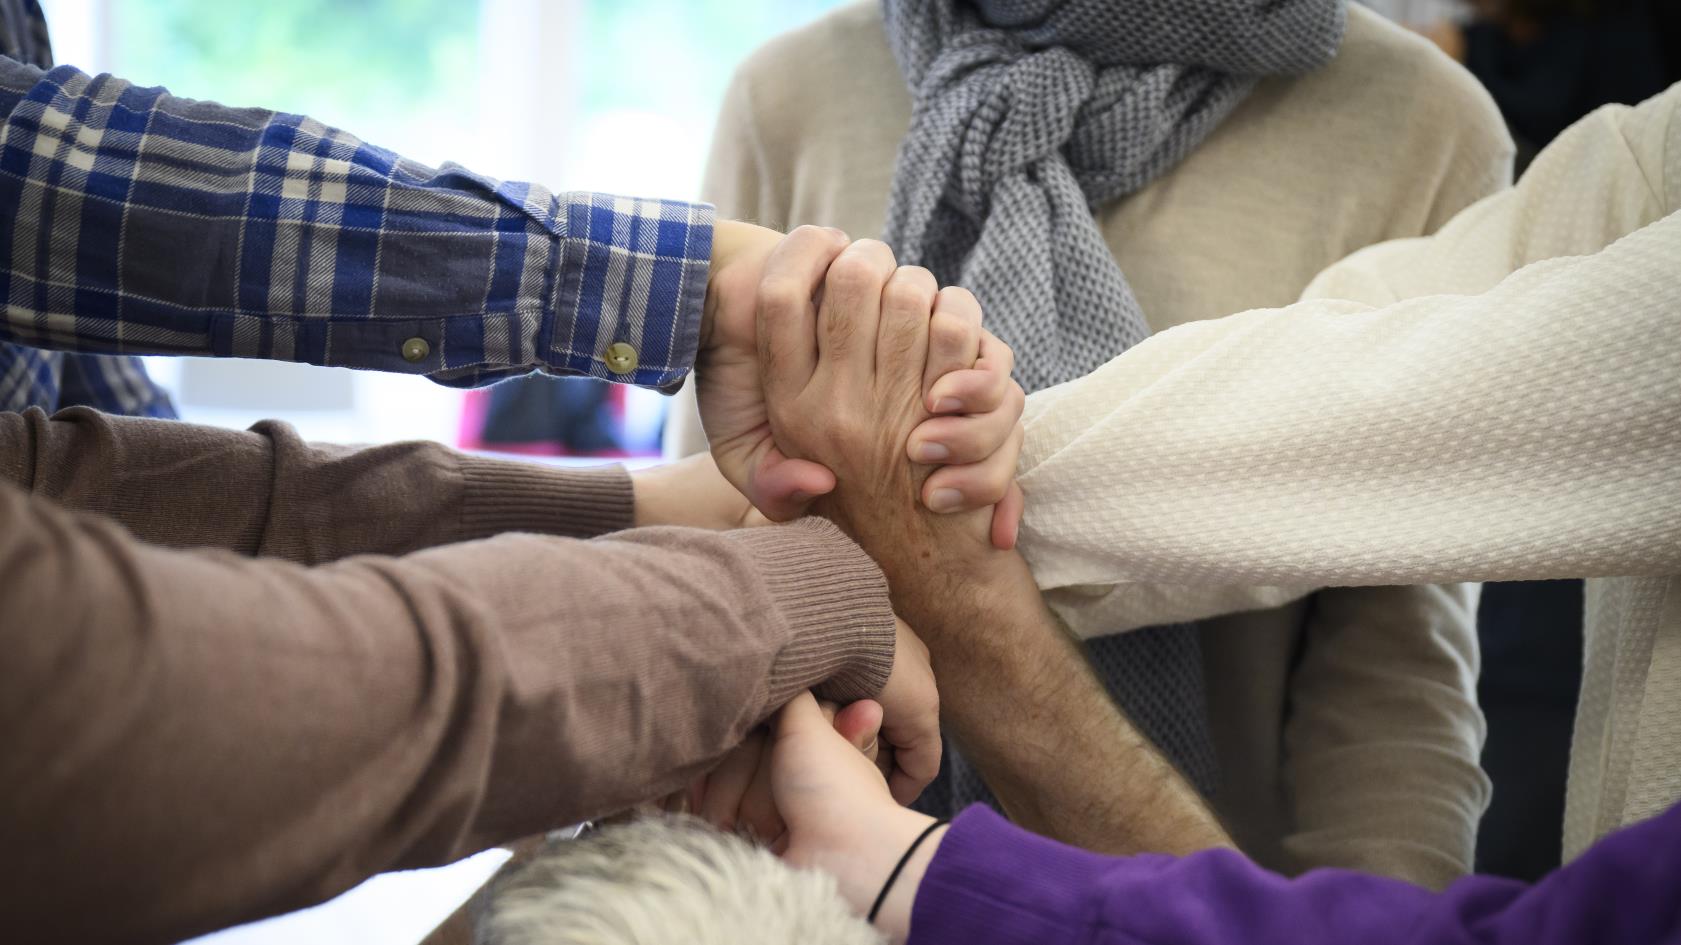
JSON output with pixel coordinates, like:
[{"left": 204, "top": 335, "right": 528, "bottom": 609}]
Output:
[
  {"left": 0, "top": 406, "right": 633, "bottom": 563},
  {"left": 1018, "top": 89, "right": 1681, "bottom": 629},
  {"left": 0, "top": 57, "right": 710, "bottom": 389},
  {"left": 0, "top": 487, "right": 893, "bottom": 945},
  {"left": 903, "top": 549, "right": 1229, "bottom": 856},
  {"left": 1019, "top": 209, "right": 1681, "bottom": 606},
  {"left": 907, "top": 803, "right": 1681, "bottom": 945}
]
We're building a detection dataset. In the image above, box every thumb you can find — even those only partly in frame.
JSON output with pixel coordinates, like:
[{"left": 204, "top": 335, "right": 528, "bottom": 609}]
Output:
[
  {"left": 747, "top": 451, "right": 836, "bottom": 521},
  {"left": 989, "top": 480, "right": 1024, "bottom": 550},
  {"left": 834, "top": 699, "right": 884, "bottom": 763},
  {"left": 775, "top": 690, "right": 829, "bottom": 740}
]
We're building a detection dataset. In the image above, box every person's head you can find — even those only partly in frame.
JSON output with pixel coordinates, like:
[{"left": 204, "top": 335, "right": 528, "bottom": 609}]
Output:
[{"left": 478, "top": 815, "right": 884, "bottom": 945}]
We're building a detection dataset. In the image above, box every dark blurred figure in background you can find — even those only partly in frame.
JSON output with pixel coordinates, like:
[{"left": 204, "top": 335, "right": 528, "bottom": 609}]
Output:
[
  {"left": 1408, "top": 0, "right": 1677, "bottom": 883},
  {"left": 1422, "top": 0, "right": 1678, "bottom": 170},
  {"left": 1469, "top": 579, "right": 1583, "bottom": 881}
]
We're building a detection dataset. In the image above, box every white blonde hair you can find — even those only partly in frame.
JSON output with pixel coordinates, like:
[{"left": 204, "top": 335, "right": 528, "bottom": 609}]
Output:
[{"left": 481, "top": 816, "right": 884, "bottom": 945}]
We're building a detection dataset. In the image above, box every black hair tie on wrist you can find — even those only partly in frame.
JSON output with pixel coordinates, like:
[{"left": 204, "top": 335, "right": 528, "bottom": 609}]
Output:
[{"left": 868, "top": 819, "right": 950, "bottom": 924}]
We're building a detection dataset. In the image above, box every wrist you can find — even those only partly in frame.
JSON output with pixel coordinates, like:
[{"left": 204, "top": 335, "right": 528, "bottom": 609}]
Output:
[
  {"left": 733, "top": 519, "right": 897, "bottom": 705},
  {"left": 878, "top": 541, "right": 1032, "bottom": 646},
  {"left": 820, "top": 807, "right": 938, "bottom": 928},
  {"left": 704, "top": 219, "right": 779, "bottom": 348},
  {"left": 456, "top": 456, "right": 634, "bottom": 541},
  {"left": 628, "top": 463, "right": 675, "bottom": 529},
  {"left": 868, "top": 812, "right": 948, "bottom": 945}
]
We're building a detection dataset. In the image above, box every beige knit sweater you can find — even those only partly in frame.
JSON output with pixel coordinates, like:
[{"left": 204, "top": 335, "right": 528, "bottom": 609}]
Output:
[
  {"left": 671, "top": 2, "right": 1513, "bottom": 886},
  {"left": 1020, "top": 84, "right": 1681, "bottom": 856}
]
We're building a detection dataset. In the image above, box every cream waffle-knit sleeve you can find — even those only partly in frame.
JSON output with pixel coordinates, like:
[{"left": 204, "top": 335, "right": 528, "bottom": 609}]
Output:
[{"left": 1019, "top": 86, "right": 1681, "bottom": 640}]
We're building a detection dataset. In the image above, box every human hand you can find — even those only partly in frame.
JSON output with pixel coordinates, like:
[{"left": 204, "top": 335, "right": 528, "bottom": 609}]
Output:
[
  {"left": 703, "top": 223, "right": 1024, "bottom": 546},
  {"left": 700, "top": 221, "right": 838, "bottom": 522},
  {"left": 630, "top": 452, "right": 771, "bottom": 530},
  {"left": 910, "top": 309, "right": 1025, "bottom": 549},
  {"left": 689, "top": 617, "right": 940, "bottom": 836},
  {"left": 685, "top": 696, "right": 882, "bottom": 842},
  {"left": 752, "top": 231, "right": 1025, "bottom": 554},
  {"left": 771, "top": 692, "right": 945, "bottom": 943}
]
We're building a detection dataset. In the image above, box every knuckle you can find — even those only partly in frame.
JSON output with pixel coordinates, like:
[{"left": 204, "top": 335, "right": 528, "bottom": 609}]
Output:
[
  {"left": 787, "top": 223, "right": 826, "bottom": 241},
  {"left": 998, "top": 342, "right": 1017, "bottom": 373},
  {"left": 757, "top": 276, "right": 809, "bottom": 315},
  {"left": 940, "top": 421, "right": 980, "bottom": 453},
  {"left": 989, "top": 328, "right": 1015, "bottom": 358},
  {"left": 936, "top": 285, "right": 981, "bottom": 319},
  {"left": 930, "top": 312, "right": 973, "bottom": 354},
  {"left": 827, "top": 247, "right": 891, "bottom": 292},
  {"left": 882, "top": 268, "right": 936, "bottom": 313},
  {"left": 788, "top": 223, "right": 842, "bottom": 249},
  {"left": 850, "top": 237, "right": 898, "bottom": 267},
  {"left": 985, "top": 459, "right": 1015, "bottom": 490},
  {"left": 1007, "top": 383, "right": 1027, "bottom": 417},
  {"left": 897, "top": 263, "right": 936, "bottom": 286}
]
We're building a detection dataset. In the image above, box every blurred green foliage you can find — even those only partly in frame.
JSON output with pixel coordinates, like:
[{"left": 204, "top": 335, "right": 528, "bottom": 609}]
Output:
[
  {"left": 577, "top": 0, "right": 843, "bottom": 114},
  {"left": 111, "top": 0, "right": 842, "bottom": 117},
  {"left": 109, "top": 0, "right": 476, "bottom": 129},
  {"left": 102, "top": 0, "right": 843, "bottom": 163}
]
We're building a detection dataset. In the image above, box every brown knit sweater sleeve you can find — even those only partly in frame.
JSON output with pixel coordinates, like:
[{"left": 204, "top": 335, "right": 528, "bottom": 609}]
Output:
[
  {"left": 0, "top": 406, "right": 635, "bottom": 560},
  {"left": 0, "top": 410, "right": 895, "bottom": 945}
]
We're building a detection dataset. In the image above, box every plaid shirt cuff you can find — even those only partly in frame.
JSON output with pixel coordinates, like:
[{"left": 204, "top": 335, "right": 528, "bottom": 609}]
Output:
[
  {"left": 423, "top": 192, "right": 713, "bottom": 392},
  {"left": 326, "top": 190, "right": 713, "bottom": 392},
  {"left": 547, "top": 194, "right": 713, "bottom": 392}
]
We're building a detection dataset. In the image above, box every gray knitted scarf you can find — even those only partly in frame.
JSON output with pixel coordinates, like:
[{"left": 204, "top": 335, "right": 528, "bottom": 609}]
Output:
[
  {"left": 881, "top": 0, "right": 1347, "bottom": 392},
  {"left": 884, "top": 0, "right": 1349, "bottom": 817}
]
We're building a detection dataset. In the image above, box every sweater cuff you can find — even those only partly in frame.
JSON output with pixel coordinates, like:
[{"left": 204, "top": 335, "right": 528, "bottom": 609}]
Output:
[
  {"left": 910, "top": 806, "right": 1113, "bottom": 945},
  {"left": 727, "top": 518, "right": 896, "bottom": 707},
  {"left": 455, "top": 457, "right": 634, "bottom": 542}
]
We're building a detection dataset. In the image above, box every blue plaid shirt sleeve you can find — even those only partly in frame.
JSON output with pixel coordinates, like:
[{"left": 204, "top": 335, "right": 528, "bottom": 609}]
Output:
[{"left": 0, "top": 57, "right": 714, "bottom": 397}]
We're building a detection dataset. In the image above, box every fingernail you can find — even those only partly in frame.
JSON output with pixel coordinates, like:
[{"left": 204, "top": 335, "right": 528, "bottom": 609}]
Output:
[
  {"left": 928, "top": 488, "right": 963, "bottom": 512},
  {"left": 932, "top": 397, "right": 961, "bottom": 413},
  {"left": 912, "top": 441, "right": 949, "bottom": 462}
]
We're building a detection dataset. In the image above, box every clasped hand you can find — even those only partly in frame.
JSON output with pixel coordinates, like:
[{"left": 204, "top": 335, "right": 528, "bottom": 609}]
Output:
[
  {"left": 701, "top": 222, "right": 1024, "bottom": 543},
  {"left": 687, "top": 228, "right": 1025, "bottom": 897}
]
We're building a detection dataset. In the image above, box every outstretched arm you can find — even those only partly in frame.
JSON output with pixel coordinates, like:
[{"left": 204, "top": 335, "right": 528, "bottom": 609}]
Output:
[
  {"left": 0, "top": 406, "right": 633, "bottom": 561},
  {"left": 1020, "top": 87, "right": 1681, "bottom": 638},
  {"left": 0, "top": 57, "right": 1015, "bottom": 523},
  {"left": 767, "top": 693, "right": 1681, "bottom": 945},
  {"left": 753, "top": 229, "right": 1227, "bottom": 855},
  {"left": 899, "top": 545, "right": 1230, "bottom": 856},
  {"left": 0, "top": 472, "right": 905, "bottom": 945}
]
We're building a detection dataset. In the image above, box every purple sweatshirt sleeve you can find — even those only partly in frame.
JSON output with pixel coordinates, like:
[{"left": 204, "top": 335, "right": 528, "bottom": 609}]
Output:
[{"left": 909, "top": 803, "right": 1681, "bottom": 945}]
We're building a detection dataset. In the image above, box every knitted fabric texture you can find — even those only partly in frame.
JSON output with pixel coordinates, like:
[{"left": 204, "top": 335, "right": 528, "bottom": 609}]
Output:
[
  {"left": 884, "top": 0, "right": 1346, "bottom": 815},
  {"left": 879, "top": 0, "right": 1347, "bottom": 392}
]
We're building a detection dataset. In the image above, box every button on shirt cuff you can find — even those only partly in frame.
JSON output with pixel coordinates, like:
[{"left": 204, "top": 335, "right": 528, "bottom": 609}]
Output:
[{"left": 549, "top": 194, "right": 714, "bottom": 392}]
